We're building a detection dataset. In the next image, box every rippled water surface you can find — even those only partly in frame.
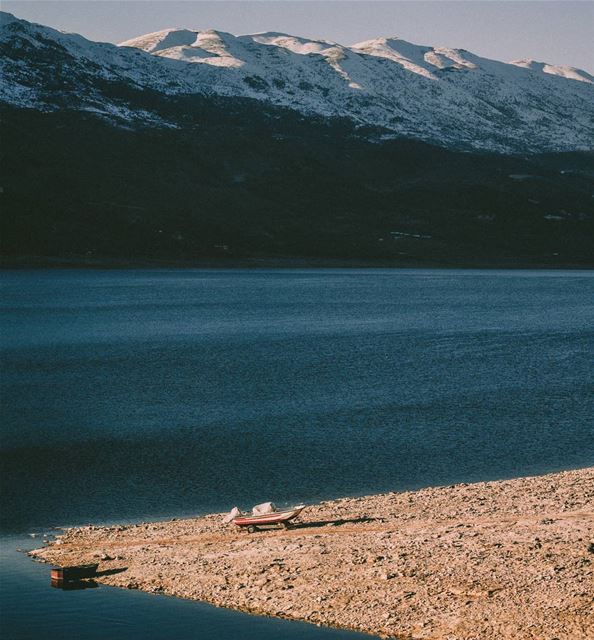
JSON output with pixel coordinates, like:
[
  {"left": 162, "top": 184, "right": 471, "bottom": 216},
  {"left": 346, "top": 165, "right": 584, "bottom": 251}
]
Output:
[{"left": 1, "top": 268, "right": 593, "bottom": 638}]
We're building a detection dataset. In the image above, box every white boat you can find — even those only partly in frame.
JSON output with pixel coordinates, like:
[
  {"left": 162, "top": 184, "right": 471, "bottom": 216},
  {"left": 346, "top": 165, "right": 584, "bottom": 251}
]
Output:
[{"left": 232, "top": 505, "right": 305, "bottom": 532}]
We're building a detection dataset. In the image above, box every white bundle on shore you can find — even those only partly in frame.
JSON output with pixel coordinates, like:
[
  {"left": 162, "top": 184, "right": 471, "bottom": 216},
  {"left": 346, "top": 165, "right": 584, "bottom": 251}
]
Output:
[
  {"left": 222, "top": 506, "right": 242, "bottom": 524},
  {"left": 252, "top": 502, "right": 276, "bottom": 515}
]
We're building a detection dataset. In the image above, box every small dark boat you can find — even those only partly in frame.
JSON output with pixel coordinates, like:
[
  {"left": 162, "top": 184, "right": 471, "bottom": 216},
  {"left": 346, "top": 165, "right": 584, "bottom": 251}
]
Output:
[{"left": 51, "top": 563, "right": 98, "bottom": 582}]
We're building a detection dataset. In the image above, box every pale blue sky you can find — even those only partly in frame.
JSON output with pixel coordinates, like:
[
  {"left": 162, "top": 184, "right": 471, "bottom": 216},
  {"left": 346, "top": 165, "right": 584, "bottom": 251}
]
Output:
[{"left": 3, "top": 1, "right": 593, "bottom": 72}]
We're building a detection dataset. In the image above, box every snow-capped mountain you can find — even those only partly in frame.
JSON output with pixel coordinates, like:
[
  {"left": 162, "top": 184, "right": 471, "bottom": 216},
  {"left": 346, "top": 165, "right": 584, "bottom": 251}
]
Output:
[{"left": 1, "top": 11, "right": 593, "bottom": 153}]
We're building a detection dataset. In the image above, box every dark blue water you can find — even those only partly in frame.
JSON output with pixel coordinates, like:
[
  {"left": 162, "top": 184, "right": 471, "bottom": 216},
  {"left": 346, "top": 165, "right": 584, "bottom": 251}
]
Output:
[
  {"left": 0, "top": 534, "right": 366, "bottom": 640},
  {"left": 1, "top": 268, "right": 593, "bottom": 638}
]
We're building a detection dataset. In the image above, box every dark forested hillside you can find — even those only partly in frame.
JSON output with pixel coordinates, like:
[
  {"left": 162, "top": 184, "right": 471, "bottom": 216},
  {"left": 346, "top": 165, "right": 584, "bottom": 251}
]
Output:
[{"left": 1, "top": 100, "right": 593, "bottom": 266}]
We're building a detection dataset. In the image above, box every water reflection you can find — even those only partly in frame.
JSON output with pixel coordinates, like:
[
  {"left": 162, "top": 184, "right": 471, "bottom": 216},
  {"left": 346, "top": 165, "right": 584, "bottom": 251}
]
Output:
[{"left": 51, "top": 578, "right": 98, "bottom": 590}]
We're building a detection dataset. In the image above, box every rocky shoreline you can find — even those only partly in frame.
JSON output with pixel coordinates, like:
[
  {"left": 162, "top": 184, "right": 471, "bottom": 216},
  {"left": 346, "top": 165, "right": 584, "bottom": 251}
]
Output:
[{"left": 31, "top": 468, "right": 594, "bottom": 639}]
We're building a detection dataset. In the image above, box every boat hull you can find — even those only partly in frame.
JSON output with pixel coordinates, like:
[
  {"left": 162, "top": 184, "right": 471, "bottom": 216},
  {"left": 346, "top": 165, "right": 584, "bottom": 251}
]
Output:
[{"left": 233, "top": 506, "right": 305, "bottom": 529}]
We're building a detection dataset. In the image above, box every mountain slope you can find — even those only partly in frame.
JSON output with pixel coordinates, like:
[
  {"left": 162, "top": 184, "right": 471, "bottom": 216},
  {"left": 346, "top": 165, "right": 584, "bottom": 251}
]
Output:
[
  {"left": 1, "top": 12, "right": 593, "bottom": 266},
  {"left": 1, "top": 11, "right": 593, "bottom": 153},
  {"left": 2, "top": 104, "right": 593, "bottom": 266}
]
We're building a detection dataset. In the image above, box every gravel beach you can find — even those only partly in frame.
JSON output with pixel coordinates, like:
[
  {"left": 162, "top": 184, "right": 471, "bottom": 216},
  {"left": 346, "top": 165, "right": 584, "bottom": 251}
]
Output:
[{"left": 31, "top": 468, "right": 594, "bottom": 639}]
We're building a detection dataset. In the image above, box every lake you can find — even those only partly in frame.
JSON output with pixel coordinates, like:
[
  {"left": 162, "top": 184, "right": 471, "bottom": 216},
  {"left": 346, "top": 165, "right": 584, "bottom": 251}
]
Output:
[{"left": 1, "top": 268, "right": 593, "bottom": 638}]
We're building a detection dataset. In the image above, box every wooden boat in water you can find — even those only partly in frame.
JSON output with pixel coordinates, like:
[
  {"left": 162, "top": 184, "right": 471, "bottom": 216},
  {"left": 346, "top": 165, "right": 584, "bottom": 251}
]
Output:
[
  {"left": 50, "top": 563, "right": 98, "bottom": 582},
  {"left": 233, "top": 505, "right": 305, "bottom": 532}
]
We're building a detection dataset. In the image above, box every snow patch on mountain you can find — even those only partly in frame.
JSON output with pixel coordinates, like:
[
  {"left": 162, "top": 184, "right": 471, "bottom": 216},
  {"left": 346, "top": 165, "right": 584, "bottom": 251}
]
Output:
[
  {"left": 510, "top": 58, "right": 593, "bottom": 84},
  {"left": 251, "top": 32, "right": 337, "bottom": 55},
  {"left": 120, "top": 28, "right": 199, "bottom": 53},
  {"left": 352, "top": 38, "right": 438, "bottom": 80}
]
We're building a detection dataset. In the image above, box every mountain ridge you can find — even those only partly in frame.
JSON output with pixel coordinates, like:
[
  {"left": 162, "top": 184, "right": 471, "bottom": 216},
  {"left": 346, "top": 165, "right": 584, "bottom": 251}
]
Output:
[
  {"left": 1, "top": 11, "right": 593, "bottom": 153},
  {"left": 120, "top": 25, "right": 593, "bottom": 83}
]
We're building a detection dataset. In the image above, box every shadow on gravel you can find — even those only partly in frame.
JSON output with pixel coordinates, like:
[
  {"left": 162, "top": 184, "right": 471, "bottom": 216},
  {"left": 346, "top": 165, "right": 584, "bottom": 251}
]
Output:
[
  {"left": 96, "top": 567, "right": 128, "bottom": 577},
  {"left": 291, "top": 517, "right": 383, "bottom": 530}
]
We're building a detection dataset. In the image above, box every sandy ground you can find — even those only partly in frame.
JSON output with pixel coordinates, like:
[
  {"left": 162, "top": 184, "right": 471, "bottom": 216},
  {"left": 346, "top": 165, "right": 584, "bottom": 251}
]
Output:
[{"left": 31, "top": 468, "right": 594, "bottom": 639}]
